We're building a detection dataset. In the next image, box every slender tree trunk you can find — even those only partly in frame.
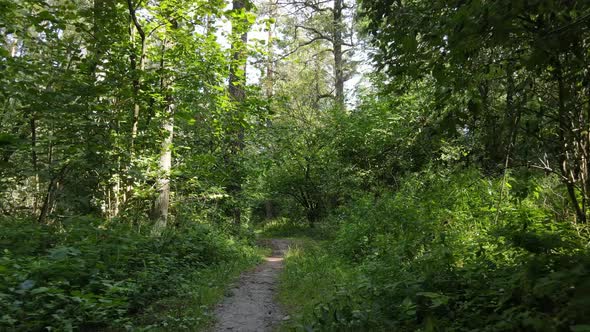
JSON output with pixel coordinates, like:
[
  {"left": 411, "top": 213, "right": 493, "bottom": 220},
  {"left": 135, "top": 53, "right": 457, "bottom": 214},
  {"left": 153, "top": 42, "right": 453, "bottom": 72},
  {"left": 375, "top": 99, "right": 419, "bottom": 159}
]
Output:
[
  {"left": 333, "top": 0, "right": 344, "bottom": 108},
  {"left": 314, "top": 53, "right": 320, "bottom": 109},
  {"left": 151, "top": 36, "right": 175, "bottom": 234},
  {"left": 127, "top": 0, "right": 146, "bottom": 152},
  {"left": 122, "top": 0, "right": 147, "bottom": 215},
  {"left": 264, "top": 4, "right": 274, "bottom": 130},
  {"left": 151, "top": 102, "right": 174, "bottom": 233},
  {"left": 556, "top": 62, "right": 586, "bottom": 223},
  {"left": 30, "top": 115, "right": 39, "bottom": 214},
  {"left": 9, "top": 36, "right": 18, "bottom": 57},
  {"left": 229, "top": 0, "right": 247, "bottom": 104},
  {"left": 38, "top": 165, "right": 67, "bottom": 224},
  {"left": 583, "top": 65, "right": 590, "bottom": 216},
  {"left": 38, "top": 181, "right": 54, "bottom": 224},
  {"left": 227, "top": 0, "right": 249, "bottom": 224},
  {"left": 265, "top": 1, "right": 275, "bottom": 98},
  {"left": 265, "top": 200, "right": 273, "bottom": 219},
  {"left": 39, "top": 126, "right": 54, "bottom": 223}
]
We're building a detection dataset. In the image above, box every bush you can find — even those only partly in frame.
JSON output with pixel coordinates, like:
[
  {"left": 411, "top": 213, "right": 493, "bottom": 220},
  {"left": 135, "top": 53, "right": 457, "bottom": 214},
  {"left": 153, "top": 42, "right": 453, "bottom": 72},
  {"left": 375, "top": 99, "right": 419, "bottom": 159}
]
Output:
[
  {"left": 278, "top": 242, "right": 376, "bottom": 331},
  {"left": 0, "top": 217, "right": 260, "bottom": 331},
  {"left": 258, "top": 217, "right": 337, "bottom": 239},
  {"left": 281, "top": 168, "right": 590, "bottom": 331}
]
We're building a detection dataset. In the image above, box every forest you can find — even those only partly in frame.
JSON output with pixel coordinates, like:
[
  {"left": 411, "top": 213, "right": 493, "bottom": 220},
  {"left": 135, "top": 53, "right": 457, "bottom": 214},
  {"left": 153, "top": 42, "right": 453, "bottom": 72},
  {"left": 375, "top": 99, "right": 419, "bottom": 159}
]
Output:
[{"left": 1, "top": 0, "right": 590, "bottom": 331}]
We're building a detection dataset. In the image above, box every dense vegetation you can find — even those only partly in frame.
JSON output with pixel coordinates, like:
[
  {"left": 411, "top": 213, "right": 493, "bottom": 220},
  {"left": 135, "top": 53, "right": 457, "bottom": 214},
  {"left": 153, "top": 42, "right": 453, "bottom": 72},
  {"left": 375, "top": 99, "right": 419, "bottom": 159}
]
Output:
[
  {"left": 1, "top": 218, "right": 260, "bottom": 330},
  {"left": 1, "top": 0, "right": 590, "bottom": 330}
]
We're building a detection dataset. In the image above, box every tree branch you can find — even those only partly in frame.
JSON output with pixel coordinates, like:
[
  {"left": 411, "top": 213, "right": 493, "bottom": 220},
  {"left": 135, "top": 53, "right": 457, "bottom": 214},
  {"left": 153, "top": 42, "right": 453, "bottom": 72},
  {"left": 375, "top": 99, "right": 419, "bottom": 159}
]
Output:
[
  {"left": 295, "top": 24, "right": 332, "bottom": 42},
  {"left": 127, "top": 0, "right": 146, "bottom": 40}
]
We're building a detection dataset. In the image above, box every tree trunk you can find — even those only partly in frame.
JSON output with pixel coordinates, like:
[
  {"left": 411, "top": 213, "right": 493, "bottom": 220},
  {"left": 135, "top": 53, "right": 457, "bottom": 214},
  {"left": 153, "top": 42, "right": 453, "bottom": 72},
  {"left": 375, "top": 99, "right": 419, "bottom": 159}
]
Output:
[
  {"left": 333, "top": 0, "right": 344, "bottom": 108},
  {"left": 265, "top": 0, "right": 275, "bottom": 98},
  {"left": 556, "top": 62, "right": 586, "bottom": 223},
  {"left": 127, "top": 0, "right": 146, "bottom": 151},
  {"left": 151, "top": 102, "right": 174, "bottom": 233},
  {"left": 151, "top": 35, "right": 175, "bottom": 234},
  {"left": 30, "top": 115, "right": 39, "bottom": 214},
  {"left": 229, "top": 0, "right": 248, "bottom": 106},
  {"left": 265, "top": 200, "right": 274, "bottom": 219},
  {"left": 123, "top": 0, "right": 147, "bottom": 215},
  {"left": 38, "top": 164, "right": 68, "bottom": 224},
  {"left": 227, "top": 0, "right": 249, "bottom": 224}
]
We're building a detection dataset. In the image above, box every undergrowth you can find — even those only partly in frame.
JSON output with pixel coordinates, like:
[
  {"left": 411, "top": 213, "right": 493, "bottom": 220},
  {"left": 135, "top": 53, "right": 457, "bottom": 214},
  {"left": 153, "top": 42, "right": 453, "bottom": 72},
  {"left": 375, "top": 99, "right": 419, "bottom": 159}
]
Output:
[
  {"left": 278, "top": 242, "right": 365, "bottom": 331},
  {"left": 278, "top": 168, "right": 590, "bottom": 331},
  {"left": 257, "top": 217, "right": 337, "bottom": 240},
  {"left": 0, "top": 217, "right": 261, "bottom": 331}
]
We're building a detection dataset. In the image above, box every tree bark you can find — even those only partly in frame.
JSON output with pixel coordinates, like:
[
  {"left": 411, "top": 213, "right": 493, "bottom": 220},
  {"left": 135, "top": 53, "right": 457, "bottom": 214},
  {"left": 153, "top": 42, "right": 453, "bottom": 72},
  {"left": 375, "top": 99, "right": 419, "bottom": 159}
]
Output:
[
  {"left": 151, "top": 102, "right": 174, "bottom": 233},
  {"left": 333, "top": 0, "right": 344, "bottom": 108},
  {"left": 127, "top": 0, "right": 146, "bottom": 151},
  {"left": 30, "top": 115, "right": 39, "bottom": 214},
  {"left": 227, "top": 0, "right": 249, "bottom": 224},
  {"left": 151, "top": 37, "right": 175, "bottom": 234},
  {"left": 556, "top": 62, "right": 586, "bottom": 223},
  {"left": 265, "top": 1, "right": 275, "bottom": 98},
  {"left": 229, "top": 0, "right": 247, "bottom": 105},
  {"left": 265, "top": 200, "right": 274, "bottom": 219},
  {"left": 38, "top": 164, "right": 68, "bottom": 224}
]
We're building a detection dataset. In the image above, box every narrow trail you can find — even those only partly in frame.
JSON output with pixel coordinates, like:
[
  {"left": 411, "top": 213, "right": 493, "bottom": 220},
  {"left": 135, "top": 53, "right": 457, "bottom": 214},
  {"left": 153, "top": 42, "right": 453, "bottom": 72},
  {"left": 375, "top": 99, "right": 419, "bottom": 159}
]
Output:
[{"left": 212, "top": 239, "right": 290, "bottom": 332}]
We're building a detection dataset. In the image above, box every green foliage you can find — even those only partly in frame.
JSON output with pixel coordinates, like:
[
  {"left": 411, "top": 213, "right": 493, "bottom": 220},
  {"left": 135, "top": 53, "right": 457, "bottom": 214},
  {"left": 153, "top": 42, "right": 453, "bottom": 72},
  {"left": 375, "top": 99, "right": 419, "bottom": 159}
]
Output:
[
  {"left": 280, "top": 169, "right": 590, "bottom": 331},
  {"left": 3, "top": 0, "right": 590, "bottom": 330},
  {"left": 359, "top": 0, "right": 590, "bottom": 219},
  {"left": 257, "top": 217, "right": 337, "bottom": 240},
  {"left": 0, "top": 217, "right": 260, "bottom": 331},
  {"left": 279, "top": 241, "right": 372, "bottom": 331}
]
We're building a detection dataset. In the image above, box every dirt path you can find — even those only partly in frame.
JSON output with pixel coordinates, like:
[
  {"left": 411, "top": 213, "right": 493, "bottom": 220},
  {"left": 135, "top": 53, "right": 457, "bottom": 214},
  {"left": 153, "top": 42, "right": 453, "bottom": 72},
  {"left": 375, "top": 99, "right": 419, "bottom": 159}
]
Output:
[{"left": 212, "top": 239, "right": 290, "bottom": 332}]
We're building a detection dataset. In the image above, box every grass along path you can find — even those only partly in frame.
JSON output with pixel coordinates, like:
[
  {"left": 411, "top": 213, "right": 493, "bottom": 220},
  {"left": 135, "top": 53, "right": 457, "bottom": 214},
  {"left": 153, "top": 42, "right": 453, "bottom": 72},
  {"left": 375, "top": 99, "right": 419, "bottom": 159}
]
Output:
[{"left": 276, "top": 237, "right": 362, "bottom": 331}]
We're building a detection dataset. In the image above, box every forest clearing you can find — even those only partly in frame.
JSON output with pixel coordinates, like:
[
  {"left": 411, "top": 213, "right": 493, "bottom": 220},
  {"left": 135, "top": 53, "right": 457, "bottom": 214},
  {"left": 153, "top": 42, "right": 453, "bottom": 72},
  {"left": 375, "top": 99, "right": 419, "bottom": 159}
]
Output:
[{"left": 1, "top": 0, "right": 590, "bottom": 331}]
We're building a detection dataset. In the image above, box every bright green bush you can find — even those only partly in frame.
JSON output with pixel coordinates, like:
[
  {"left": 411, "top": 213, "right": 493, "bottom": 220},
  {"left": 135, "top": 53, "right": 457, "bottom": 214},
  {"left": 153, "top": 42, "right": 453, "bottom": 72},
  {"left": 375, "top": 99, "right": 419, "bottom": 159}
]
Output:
[
  {"left": 0, "top": 217, "right": 260, "bottom": 331},
  {"left": 282, "top": 168, "right": 590, "bottom": 331}
]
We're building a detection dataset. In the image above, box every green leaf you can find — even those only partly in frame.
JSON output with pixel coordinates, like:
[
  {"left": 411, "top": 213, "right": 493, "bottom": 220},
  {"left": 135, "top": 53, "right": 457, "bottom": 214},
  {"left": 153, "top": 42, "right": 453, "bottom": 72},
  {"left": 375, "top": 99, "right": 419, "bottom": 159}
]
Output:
[{"left": 31, "top": 287, "right": 50, "bottom": 295}]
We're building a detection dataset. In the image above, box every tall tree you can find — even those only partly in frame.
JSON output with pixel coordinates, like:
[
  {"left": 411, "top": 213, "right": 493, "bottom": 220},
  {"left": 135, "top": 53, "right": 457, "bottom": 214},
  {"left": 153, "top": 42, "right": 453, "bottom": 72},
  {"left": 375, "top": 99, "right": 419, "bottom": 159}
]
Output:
[
  {"left": 282, "top": 0, "right": 355, "bottom": 108},
  {"left": 226, "top": 0, "right": 252, "bottom": 223},
  {"left": 126, "top": 0, "right": 146, "bottom": 153}
]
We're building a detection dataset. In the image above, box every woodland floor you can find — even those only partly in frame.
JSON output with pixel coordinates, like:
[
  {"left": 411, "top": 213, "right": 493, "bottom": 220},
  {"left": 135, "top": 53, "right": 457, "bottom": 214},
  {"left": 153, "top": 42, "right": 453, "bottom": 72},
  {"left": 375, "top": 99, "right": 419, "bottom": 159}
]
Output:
[{"left": 211, "top": 239, "right": 290, "bottom": 332}]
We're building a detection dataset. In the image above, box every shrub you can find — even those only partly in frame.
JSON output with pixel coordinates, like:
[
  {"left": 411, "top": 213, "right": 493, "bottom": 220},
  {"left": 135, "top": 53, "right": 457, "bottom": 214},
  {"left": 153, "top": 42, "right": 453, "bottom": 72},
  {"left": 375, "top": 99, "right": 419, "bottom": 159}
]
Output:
[
  {"left": 282, "top": 168, "right": 590, "bottom": 331},
  {"left": 0, "top": 217, "right": 259, "bottom": 331}
]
